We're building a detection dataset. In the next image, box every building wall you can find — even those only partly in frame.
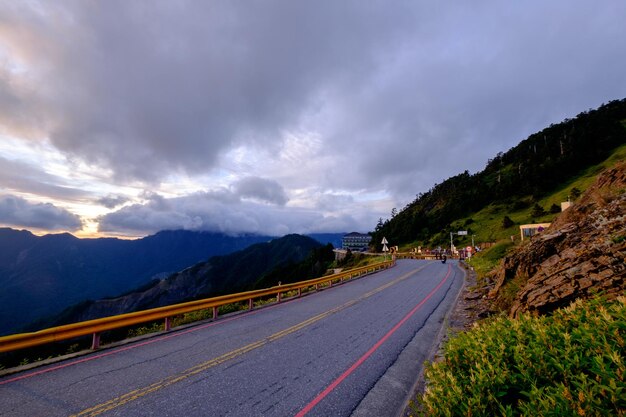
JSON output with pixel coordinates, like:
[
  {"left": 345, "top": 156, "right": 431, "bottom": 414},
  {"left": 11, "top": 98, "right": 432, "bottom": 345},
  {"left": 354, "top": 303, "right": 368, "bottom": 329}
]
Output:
[
  {"left": 519, "top": 223, "right": 552, "bottom": 241},
  {"left": 342, "top": 233, "right": 372, "bottom": 251}
]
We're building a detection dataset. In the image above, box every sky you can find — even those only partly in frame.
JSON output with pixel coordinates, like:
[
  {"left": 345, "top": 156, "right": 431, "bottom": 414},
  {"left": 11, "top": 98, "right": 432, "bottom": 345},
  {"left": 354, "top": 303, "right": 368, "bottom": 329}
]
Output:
[{"left": 0, "top": 1, "right": 625, "bottom": 239}]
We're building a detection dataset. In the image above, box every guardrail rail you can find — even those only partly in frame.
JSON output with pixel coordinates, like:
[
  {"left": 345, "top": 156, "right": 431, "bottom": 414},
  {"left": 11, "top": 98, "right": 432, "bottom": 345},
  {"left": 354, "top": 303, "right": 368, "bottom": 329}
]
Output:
[{"left": 0, "top": 260, "right": 395, "bottom": 354}]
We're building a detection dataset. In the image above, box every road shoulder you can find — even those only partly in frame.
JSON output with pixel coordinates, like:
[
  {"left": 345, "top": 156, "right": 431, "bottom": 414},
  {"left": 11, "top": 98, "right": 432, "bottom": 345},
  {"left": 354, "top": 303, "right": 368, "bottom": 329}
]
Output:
[{"left": 350, "top": 261, "right": 467, "bottom": 417}]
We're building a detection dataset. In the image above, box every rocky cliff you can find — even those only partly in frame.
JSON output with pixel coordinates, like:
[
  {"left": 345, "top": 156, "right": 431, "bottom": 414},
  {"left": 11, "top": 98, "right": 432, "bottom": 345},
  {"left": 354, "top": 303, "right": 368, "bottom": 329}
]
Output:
[{"left": 490, "top": 162, "right": 625, "bottom": 316}]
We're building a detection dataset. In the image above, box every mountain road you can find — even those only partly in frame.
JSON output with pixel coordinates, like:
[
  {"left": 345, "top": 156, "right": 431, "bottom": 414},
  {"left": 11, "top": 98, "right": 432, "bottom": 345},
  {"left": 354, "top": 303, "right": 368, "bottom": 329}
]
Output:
[{"left": 0, "top": 259, "right": 464, "bottom": 417}]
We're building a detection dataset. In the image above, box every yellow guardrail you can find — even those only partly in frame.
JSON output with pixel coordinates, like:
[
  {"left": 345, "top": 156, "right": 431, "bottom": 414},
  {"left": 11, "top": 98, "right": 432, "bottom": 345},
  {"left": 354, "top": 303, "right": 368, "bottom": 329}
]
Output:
[
  {"left": 395, "top": 253, "right": 438, "bottom": 260},
  {"left": 0, "top": 260, "right": 394, "bottom": 354}
]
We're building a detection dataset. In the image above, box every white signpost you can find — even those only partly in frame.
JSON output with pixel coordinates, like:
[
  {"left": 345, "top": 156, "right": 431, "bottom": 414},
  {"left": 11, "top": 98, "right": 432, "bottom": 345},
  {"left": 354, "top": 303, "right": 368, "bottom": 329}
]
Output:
[
  {"left": 450, "top": 231, "right": 468, "bottom": 254},
  {"left": 381, "top": 237, "right": 389, "bottom": 260}
]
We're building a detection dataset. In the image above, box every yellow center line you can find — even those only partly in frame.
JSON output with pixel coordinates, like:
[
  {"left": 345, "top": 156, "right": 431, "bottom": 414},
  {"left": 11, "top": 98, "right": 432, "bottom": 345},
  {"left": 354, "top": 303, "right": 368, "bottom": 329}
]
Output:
[{"left": 72, "top": 261, "right": 433, "bottom": 417}]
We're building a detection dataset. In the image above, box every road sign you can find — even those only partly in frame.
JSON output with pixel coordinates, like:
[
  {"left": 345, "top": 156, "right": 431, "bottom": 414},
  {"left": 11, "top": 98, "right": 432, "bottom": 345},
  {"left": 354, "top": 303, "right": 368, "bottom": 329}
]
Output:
[
  {"left": 382, "top": 244, "right": 389, "bottom": 252},
  {"left": 381, "top": 237, "right": 388, "bottom": 244},
  {"left": 458, "top": 230, "right": 468, "bottom": 235}
]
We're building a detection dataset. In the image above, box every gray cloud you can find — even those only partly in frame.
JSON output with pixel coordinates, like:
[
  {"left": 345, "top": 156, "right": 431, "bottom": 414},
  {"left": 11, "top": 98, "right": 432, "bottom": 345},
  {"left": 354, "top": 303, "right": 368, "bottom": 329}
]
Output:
[
  {"left": 1, "top": 1, "right": 626, "bottom": 235},
  {"left": 232, "top": 177, "right": 288, "bottom": 206},
  {"left": 98, "top": 190, "right": 354, "bottom": 236},
  {"left": 96, "top": 194, "right": 130, "bottom": 209},
  {"left": 0, "top": 194, "right": 83, "bottom": 231},
  {"left": 0, "top": 156, "right": 87, "bottom": 201},
  {"left": 1, "top": 1, "right": 415, "bottom": 183}
]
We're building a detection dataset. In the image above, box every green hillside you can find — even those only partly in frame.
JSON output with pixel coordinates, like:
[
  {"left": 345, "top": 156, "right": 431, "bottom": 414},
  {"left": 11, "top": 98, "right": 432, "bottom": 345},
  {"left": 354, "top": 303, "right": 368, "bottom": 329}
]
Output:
[{"left": 372, "top": 99, "right": 626, "bottom": 252}]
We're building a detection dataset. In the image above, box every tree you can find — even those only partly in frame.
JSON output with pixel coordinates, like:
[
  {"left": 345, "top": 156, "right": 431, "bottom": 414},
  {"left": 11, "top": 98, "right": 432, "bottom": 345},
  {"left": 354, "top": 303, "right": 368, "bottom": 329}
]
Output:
[
  {"left": 570, "top": 187, "right": 582, "bottom": 200},
  {"left": 502, "top": 216, "right": 515, "bottom": 229},
  {"left": 531, "top": 203, "right": 546, "bottom": 218},
  {"left": 549, "top": 203, "right": 561, "bottom": 214}
]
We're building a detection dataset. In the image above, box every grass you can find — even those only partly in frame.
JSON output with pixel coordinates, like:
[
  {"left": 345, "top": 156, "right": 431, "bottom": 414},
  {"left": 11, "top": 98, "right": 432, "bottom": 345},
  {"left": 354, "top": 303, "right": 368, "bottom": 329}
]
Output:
[
  {"left": 466, "top": 240, "right": 515, "bottom": 280},
  {"left": 416, "top": 296, "right": 626, "bottom": 416}
]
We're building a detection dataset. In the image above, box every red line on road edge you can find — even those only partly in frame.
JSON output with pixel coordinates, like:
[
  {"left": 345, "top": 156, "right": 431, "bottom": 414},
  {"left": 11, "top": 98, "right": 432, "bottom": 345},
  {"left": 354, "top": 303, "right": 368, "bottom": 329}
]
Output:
[{"left": 295, "top": 264, "right": 453, "bottom": 417}]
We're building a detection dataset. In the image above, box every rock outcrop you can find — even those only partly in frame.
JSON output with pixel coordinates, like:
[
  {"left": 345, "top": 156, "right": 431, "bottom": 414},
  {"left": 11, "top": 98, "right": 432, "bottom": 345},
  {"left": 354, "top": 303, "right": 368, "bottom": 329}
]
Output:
[{"left": 490, "top": 162, "right": 626, "bottom": 316}]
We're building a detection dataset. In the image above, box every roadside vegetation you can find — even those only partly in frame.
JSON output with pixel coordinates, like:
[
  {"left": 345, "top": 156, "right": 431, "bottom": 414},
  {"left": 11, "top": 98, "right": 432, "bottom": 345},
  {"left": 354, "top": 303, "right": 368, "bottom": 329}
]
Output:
[
  {"left": 333, "top": 250, "right": 386, "bottom": 269},
  {"left": 416, "top": 296, "right": 626, "bottom": 416}
]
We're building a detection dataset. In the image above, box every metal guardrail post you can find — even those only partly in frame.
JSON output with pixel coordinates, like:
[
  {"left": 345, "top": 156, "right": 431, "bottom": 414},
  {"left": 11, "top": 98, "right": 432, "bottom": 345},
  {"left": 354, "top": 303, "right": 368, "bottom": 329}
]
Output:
[
  {"left": 164, "top": 317, "right": 172, "bottom": 332},
  {"left": 91, "top": 333, "right": 101, "bottom": 350},
  {"left": 212, "top": 306, "right": 218, "bottom": 321},
  {"left": 248, "top": 298, "right": 254, "bottom": 310}
]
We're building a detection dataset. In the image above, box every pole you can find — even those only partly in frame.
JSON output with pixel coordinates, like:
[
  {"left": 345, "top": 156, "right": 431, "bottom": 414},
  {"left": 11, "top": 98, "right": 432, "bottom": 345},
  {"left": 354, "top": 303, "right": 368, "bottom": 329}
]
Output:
[
  {"left": 472, "top": 234, "right": 475, "bottom": 248},
  {"left": 450, "top": 232, "right": 453, "bottom": 253}
]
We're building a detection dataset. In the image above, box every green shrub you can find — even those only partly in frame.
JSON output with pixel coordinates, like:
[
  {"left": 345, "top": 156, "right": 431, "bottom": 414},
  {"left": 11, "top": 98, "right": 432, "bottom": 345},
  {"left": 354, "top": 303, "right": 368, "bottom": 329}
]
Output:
[
  {"left": 549, "top": 203, "right": 561, "bottom": 214},
  {"left": 419, "top": 296, "right": 626, "bottom": 416},
  {"left": 127, "top": 322, "right": 162, "bottom": 338}
]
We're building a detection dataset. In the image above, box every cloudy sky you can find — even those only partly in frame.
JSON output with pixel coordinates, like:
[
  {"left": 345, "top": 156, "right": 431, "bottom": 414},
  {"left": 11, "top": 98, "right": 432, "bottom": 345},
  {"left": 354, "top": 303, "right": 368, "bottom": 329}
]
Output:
[{"left": 0, "top": 1, "right": 625, "bottom": 238}]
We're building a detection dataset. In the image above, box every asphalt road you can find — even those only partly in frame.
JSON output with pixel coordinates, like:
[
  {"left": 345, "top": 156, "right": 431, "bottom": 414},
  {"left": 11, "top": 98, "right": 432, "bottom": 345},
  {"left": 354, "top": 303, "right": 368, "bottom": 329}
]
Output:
[{"left": 0, "top": 259, "right": 464, "bottom": 417}]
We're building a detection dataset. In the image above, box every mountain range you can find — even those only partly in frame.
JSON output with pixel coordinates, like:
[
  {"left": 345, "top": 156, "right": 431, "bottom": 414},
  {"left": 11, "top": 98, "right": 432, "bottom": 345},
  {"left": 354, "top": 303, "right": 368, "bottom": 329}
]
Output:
[
  {"left": 0, "top": 228, "right": 342, "bottom": 335},
  {"left": 46, "top": 234, "right": 333, "bottom": 327}
]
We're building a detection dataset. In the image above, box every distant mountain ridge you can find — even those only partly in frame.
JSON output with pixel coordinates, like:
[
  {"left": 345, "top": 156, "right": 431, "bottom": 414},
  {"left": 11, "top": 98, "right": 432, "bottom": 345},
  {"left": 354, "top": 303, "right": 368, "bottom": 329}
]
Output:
[
  {"left": 46, "top": 234, "right": 330, "bottom": 326},
  {"left": 0, "top": 228, "right": 343, "bottom": 335},
  {"left": 0, "top": 229, "right": 267, "bottom": 335}
]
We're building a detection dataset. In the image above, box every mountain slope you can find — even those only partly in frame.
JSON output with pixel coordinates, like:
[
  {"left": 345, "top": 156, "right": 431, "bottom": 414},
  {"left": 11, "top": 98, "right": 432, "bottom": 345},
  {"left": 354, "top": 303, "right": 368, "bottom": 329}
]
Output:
[
  {"left": 373, "top": 98, "right": 626, "bottom": 247},
  {"left": 49, "top": 234, "right": 328, "bottom": 325},
  {"left": 0, "top": 229, "right": 273, "bottom": 335}
]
